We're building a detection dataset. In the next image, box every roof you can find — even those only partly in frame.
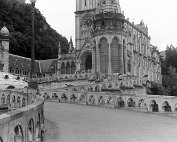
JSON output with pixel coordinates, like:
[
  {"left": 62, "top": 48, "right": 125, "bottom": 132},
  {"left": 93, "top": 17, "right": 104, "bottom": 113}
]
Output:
[
  {"left": 0, "top": 26, "right": 9, "bottom": 36},
  {"left": 9, "top": 54, "right": 58, "bottom": 74},
  {"left": 39, "top": 59, "right": 58, "bottom": 73},
  {"left": 9, "top": 54, "right": 40, "bottom": 73}
]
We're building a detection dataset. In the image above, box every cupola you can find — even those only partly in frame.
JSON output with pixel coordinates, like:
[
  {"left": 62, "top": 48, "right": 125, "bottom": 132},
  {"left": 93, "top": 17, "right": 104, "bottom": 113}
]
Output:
[
  {"left": 93, "top": 0, "right": 125, "bottom": 37},
  {"left": 0, "top": 26, "right": 9, "bottom": 37}
]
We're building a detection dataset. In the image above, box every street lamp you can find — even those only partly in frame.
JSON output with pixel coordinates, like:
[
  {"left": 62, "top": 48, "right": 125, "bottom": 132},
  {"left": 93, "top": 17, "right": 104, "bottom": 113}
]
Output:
[
  {"left": 104, "top": 53, "right": 107, "bottom": 77},
  {"left": 30, "top": 0, "right": 37, "bottom": 78}
]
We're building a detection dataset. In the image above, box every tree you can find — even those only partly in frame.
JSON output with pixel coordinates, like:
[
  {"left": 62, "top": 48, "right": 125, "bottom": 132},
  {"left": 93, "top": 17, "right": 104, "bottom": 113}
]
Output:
[
  {"left": 163, "top": 66, "right": 177, "bottom": 96},
  {"left": 0, "top": 0, "right": 69, "bottom": 60}
]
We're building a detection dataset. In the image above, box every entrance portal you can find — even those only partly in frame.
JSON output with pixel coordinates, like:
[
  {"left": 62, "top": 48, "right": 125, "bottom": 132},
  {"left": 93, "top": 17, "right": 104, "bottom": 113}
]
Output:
[
  {"left": 85, "top": 55, "right": 92, "bottom": 71},
  {"left": 80, "top": 52, "right": 92, "bottom": 72}
]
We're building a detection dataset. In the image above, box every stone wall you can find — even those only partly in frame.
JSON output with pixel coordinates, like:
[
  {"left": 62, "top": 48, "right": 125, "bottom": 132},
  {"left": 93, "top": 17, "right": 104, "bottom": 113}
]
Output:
[{"left": 0, "top": 90, "right": 44, "bottom": 142}]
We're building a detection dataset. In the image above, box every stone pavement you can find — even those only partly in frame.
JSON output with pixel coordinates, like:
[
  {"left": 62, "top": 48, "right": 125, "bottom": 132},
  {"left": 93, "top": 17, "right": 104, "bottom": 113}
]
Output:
[{"left": 44, "top": 102, "right": 177, "bottom": 142}]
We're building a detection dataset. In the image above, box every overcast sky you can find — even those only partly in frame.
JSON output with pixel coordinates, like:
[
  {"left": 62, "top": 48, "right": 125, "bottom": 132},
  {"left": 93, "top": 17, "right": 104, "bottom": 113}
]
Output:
[{"left": 29, "top": 0, "right": 177, "bottom": 51}]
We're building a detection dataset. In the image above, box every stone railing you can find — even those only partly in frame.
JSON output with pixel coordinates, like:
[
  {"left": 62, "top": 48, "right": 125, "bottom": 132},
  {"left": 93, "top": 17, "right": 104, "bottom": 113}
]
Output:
[
  {"left": 37, "top": 73, "right": 94, "bottom": 84},
  {"left": 0, "top": 89, "right": 45, "bottom": 142}
]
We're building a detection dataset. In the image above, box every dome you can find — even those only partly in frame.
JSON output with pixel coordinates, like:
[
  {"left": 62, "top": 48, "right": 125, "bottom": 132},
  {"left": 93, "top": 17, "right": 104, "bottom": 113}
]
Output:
[
  {"left": 0, "top": 26, "right": 9, "bottom": 36},
  {"left": 95, "top": 0, "right": 121, "bottom": 15}
]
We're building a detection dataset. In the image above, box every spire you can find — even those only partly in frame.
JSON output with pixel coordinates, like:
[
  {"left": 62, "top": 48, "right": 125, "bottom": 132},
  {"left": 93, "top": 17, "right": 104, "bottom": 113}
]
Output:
[
  {"left": 69, "top": 36, "right": 74, "bottom": 53},
  {"left": 58, "top": 41, "right": 61, "bottom": 55}
]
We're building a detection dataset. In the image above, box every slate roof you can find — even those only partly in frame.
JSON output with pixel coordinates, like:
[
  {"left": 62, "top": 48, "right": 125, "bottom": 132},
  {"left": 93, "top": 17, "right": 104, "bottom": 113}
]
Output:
[
  {"left": 9, "top": 54, "right": 40, "bottom": 73},
  {"left": 9, "top": 54, "right": 58, "bottom": 74},
  {"left": 39, "top": 59, "right": 58, "bottom": 73}
]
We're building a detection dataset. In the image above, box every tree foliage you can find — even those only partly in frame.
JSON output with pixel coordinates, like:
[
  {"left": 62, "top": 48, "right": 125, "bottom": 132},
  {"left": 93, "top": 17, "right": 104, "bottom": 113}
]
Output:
[
  {"left": 0, "top": 0, "right": 69, "bottom": 60},
  {"left": 160, "top": 45, "right": 177, "bottom": 96}
]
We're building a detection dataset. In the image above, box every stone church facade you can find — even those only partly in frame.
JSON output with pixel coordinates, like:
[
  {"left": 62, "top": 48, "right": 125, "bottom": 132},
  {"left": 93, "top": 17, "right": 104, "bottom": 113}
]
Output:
[{"left": 58, "top": 0, "right": 161, "bottom": 83}]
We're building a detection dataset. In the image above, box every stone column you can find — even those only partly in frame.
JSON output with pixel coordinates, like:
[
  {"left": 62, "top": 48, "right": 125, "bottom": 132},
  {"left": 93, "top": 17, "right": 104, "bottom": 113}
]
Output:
[
  {"left": 92, "top": 47, "right": 96, "bottom": 74},
  {"left": 96, "top": 41, "right": 100, "bottom": 73},
  {"left": 124, "top": 45, "right": 127, "bottom": 75},
  {"left": 108, "top": 40, "right": 112, "bottom": 74},
  {"left": 118, "top": 44, "right": 124, "bottom": 74}
]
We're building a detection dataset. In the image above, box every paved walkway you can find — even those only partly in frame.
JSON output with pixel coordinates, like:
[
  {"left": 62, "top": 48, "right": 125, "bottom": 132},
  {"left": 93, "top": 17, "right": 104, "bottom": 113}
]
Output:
[{"left": 44, "top": 102, "right": 177, "bottom": 142}]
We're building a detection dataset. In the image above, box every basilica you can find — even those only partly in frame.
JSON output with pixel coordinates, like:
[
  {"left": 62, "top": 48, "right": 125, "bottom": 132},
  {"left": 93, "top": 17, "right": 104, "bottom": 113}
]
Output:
[
  {"left": 0, "top": 0, "right": 161, "bottom": 84},
  {"left": 58, "top": 0, "right": 161, "bottom": 83}
]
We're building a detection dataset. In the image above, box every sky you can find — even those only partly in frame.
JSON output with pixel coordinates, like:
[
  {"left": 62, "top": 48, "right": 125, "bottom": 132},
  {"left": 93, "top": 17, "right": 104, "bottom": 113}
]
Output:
[{"left": 27, "top": 0, "right": 177, "bottom": 51}]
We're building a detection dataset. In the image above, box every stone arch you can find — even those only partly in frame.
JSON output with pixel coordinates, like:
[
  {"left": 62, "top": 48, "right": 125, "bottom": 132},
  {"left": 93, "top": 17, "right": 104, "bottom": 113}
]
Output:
[
  {"left": 61, "top": 62, "right": 66, "bottom": 74},
  {"left": 107, "top": 96, "right": 112, "bottom": 104},
  {"left": 88, "top": 95, "right": 95, "bottom": 104},
  {"left": 71, "top": 61, "right": 76, "bottom": 74},
  {"left": 99, "top": 37, "right": 109, "bottom": 73},
  {"left": 14, "top": 125, "right": 24, "bottom": 142},
  {"left": 66, "top": 62, "right": 71, "bottom": 74},
  {"left": 98, "top": 96, "right": 104, "bottom": 104},
  {"left": 70, "top": 94, "right": 77, "bottom": 101},
  {"left": 117, "top": 97, "right": 125, "bottom": 108},
  {"left": 162, "top": 101, "right": 172, "bottom": 112},
  {"left": 138, "top": 99, "right": 145, "bottom": 107},
  {"left": 111, "top": 36, "right": 121, "bottom": 73},
  {"left": 52, "top": 93, "right": 58, "bottom": 99},
  {"left": 17, "top": 96, "right": 21, "bottom": 108},
  {"left": 79, "top": 94, "right": 85, "bottom": 101},
  {"left": 80, "top": 51, "right": 92, "bottom": 72},
  {"left": 149, "top": 100, "right": 159, "bottom": 112},
  {"left": 28, "top": 118, "right": 35, "bottom": 141},
  {"left": 127, "top": 98, "right": 135, "bottom": 107},
  {"left": 0, "top": 136, "right": 3, "bottom": 142},
  {"left": 36, "top": 113, "right": 41, "bottom": 139},
  {"left": 61, "top": 93, "right": 68, "bottom": 101}
]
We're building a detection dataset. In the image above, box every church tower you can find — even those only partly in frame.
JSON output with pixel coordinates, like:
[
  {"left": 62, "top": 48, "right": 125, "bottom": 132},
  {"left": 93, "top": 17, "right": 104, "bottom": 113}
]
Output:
[
  {"left": 75, "top": 0, "right": 99, "bottom": 50},
  {"left": 0, "top": 26, "right": 9, "bottom": 73}
]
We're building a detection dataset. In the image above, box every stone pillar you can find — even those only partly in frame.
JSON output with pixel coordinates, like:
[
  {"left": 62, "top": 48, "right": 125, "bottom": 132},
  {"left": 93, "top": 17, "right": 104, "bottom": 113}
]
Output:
[
  {"left": 75, "top": 15, "right": 81, "bottom": 50},
  {"left": 118, "top": 44, "right": 124, "bottom": 74},
  {"left": 108, "top": 40, "right": 112, "bottom": 74},
  {"left": 96, "top": 41, "right": 100, "bottom": 73},
  {"left": 92, "top": 47, "right": 96, "bottom": 73},
  {"left": 124, "top": 45, "right": 127, "bottom": 75}
]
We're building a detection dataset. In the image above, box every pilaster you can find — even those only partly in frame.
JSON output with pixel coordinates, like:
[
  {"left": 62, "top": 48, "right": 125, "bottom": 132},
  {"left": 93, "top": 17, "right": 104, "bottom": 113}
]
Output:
[
  {"left": 118, "top": 44, "right": 124, "bottom": 74},
  {"left": 124, "top": 45, "right": 127, "bottom": 75},
  {"left": 108, "top": 38, "right": 112, "bottom": 74},
  {"left": 95, "top": 40, "right": 100, "bottom": 73}
]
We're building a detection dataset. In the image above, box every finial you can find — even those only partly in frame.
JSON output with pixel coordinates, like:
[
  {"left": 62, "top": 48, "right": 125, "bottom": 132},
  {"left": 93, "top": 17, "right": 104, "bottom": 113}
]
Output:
[{"left": 58, "top": 41, "right": 61, "bottom": 54}]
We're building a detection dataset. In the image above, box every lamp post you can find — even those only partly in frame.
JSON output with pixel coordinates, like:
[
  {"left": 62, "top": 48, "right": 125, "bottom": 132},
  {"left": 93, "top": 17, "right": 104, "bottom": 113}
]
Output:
[
  {"left": 104, "top": 53, "right": 107, "bottom": 77},
  {"left": 30, "top": 0, "right": 37, "bottom": 79}
]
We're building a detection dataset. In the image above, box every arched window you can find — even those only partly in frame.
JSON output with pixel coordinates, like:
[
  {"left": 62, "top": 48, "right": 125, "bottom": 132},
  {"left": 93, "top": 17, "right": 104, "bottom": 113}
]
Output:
[
  {"left": 14, "top": 125, "right": 24, "bottom": 142},
  {"left": 71, "top": 62, "right": 76, "bottom": 74},
  {"left": 28, "top": 119, "right": 34, "bottom": 141},
  {"left": 61, "top": 62, "right": 66, "bottom": 74},
  {"left": 66, "top": 62, "right": 71, "bottom": 74},
  {"left": 36, "top": 113, "right": 41, "bottom": 139}
]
